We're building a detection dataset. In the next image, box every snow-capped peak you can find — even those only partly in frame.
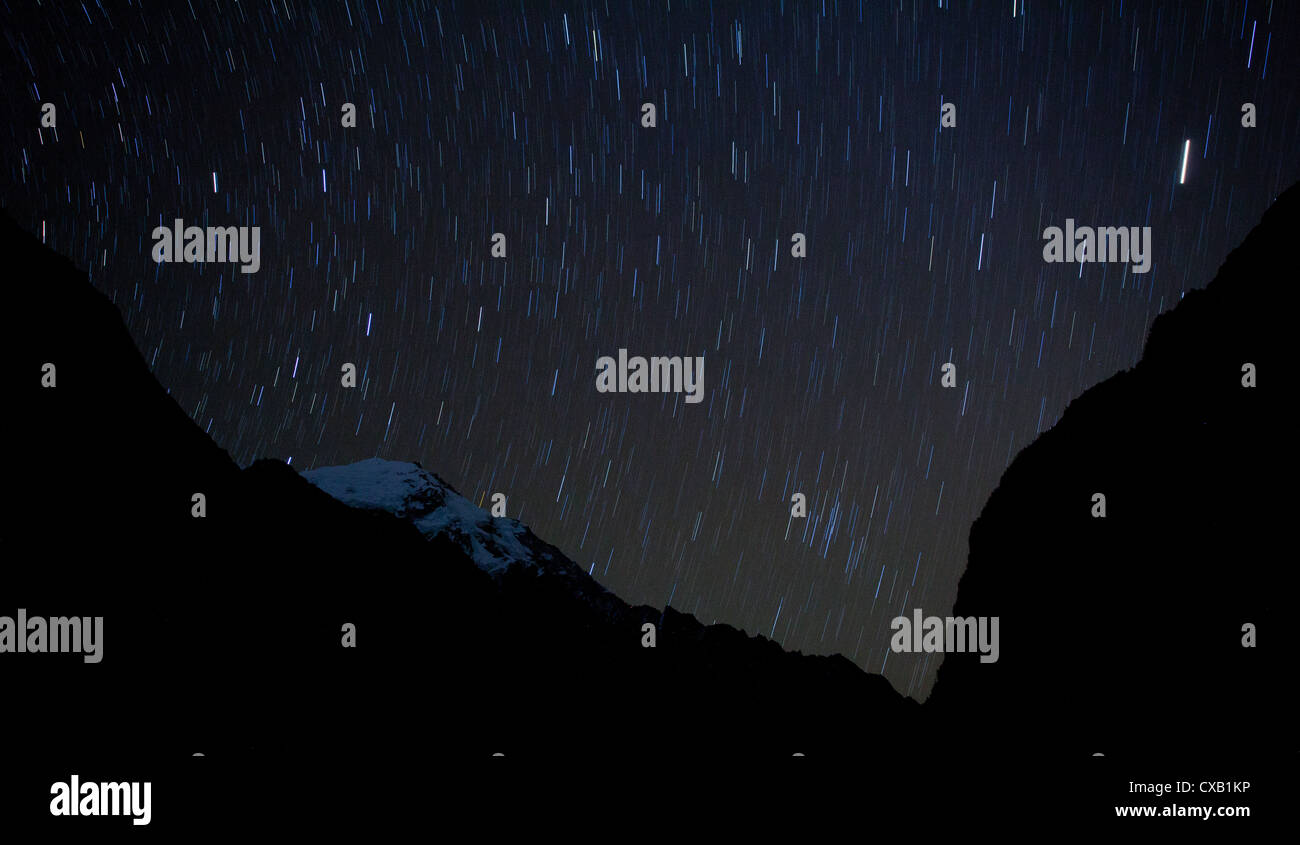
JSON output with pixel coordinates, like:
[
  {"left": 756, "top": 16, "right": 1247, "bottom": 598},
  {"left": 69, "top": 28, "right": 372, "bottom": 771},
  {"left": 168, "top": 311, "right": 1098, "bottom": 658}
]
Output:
[{"left": 302, "top": 457, "right": 540, "bottom": 575}]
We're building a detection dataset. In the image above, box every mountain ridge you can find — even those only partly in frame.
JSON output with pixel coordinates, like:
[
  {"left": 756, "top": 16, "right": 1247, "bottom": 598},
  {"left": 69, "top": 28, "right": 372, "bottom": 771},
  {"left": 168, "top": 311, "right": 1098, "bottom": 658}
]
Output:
[{"left": 2, "top": 181, "right": 1292, "bottom": 759}]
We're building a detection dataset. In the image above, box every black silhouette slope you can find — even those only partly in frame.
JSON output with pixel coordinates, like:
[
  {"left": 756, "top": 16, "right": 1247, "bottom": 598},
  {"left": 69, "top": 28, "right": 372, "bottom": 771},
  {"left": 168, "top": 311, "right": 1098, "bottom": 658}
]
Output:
[
  {"left": 0, "top": 208, "right": 915, "bottom": 766},
  {"left": 3, "top": 213, "right": 451, "bottom": 757},
  {"left": 927, "top": 184, "right": 1295, "bottom": 755}
]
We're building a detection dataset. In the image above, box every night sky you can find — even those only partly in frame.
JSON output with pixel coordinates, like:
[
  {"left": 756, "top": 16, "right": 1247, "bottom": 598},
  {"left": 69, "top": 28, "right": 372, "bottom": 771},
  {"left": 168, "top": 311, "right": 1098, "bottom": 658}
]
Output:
[{"left": 4, "top": 0, "right": 1297, "bottom": 699}]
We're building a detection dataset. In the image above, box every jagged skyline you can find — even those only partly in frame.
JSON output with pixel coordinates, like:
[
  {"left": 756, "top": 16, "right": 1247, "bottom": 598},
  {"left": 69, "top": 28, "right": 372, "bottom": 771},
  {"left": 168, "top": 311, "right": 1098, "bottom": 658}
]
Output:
[{"left": 3, "top": 0, "right": 1297, "bottom": 697}]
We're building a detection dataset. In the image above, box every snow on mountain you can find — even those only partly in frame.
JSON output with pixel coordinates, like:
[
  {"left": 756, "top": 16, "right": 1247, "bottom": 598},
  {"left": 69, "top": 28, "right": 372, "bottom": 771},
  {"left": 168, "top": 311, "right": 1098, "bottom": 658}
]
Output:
[{"left": 302, "top": 458, "right": 549, "bottom": 576}]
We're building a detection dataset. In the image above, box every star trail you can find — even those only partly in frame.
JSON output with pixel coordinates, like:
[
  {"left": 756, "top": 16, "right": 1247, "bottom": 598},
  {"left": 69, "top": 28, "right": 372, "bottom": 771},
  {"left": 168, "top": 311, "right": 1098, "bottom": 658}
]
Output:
[{"left": 3, "top": 0, "right": 1297, "bottom": 699}]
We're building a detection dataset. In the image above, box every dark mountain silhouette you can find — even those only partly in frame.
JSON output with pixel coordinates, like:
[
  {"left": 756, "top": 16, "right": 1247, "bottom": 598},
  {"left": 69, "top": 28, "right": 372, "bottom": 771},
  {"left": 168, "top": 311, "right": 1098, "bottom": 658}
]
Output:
[
  {"left": 0, "top": 181, "right": 1291, "bottom": 800},
  {"left": 0, "top": 207, "right": 915, "bottom": 771},
  {"left": 927, "top": 184, "right": 1294, "bottom": 756}
]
